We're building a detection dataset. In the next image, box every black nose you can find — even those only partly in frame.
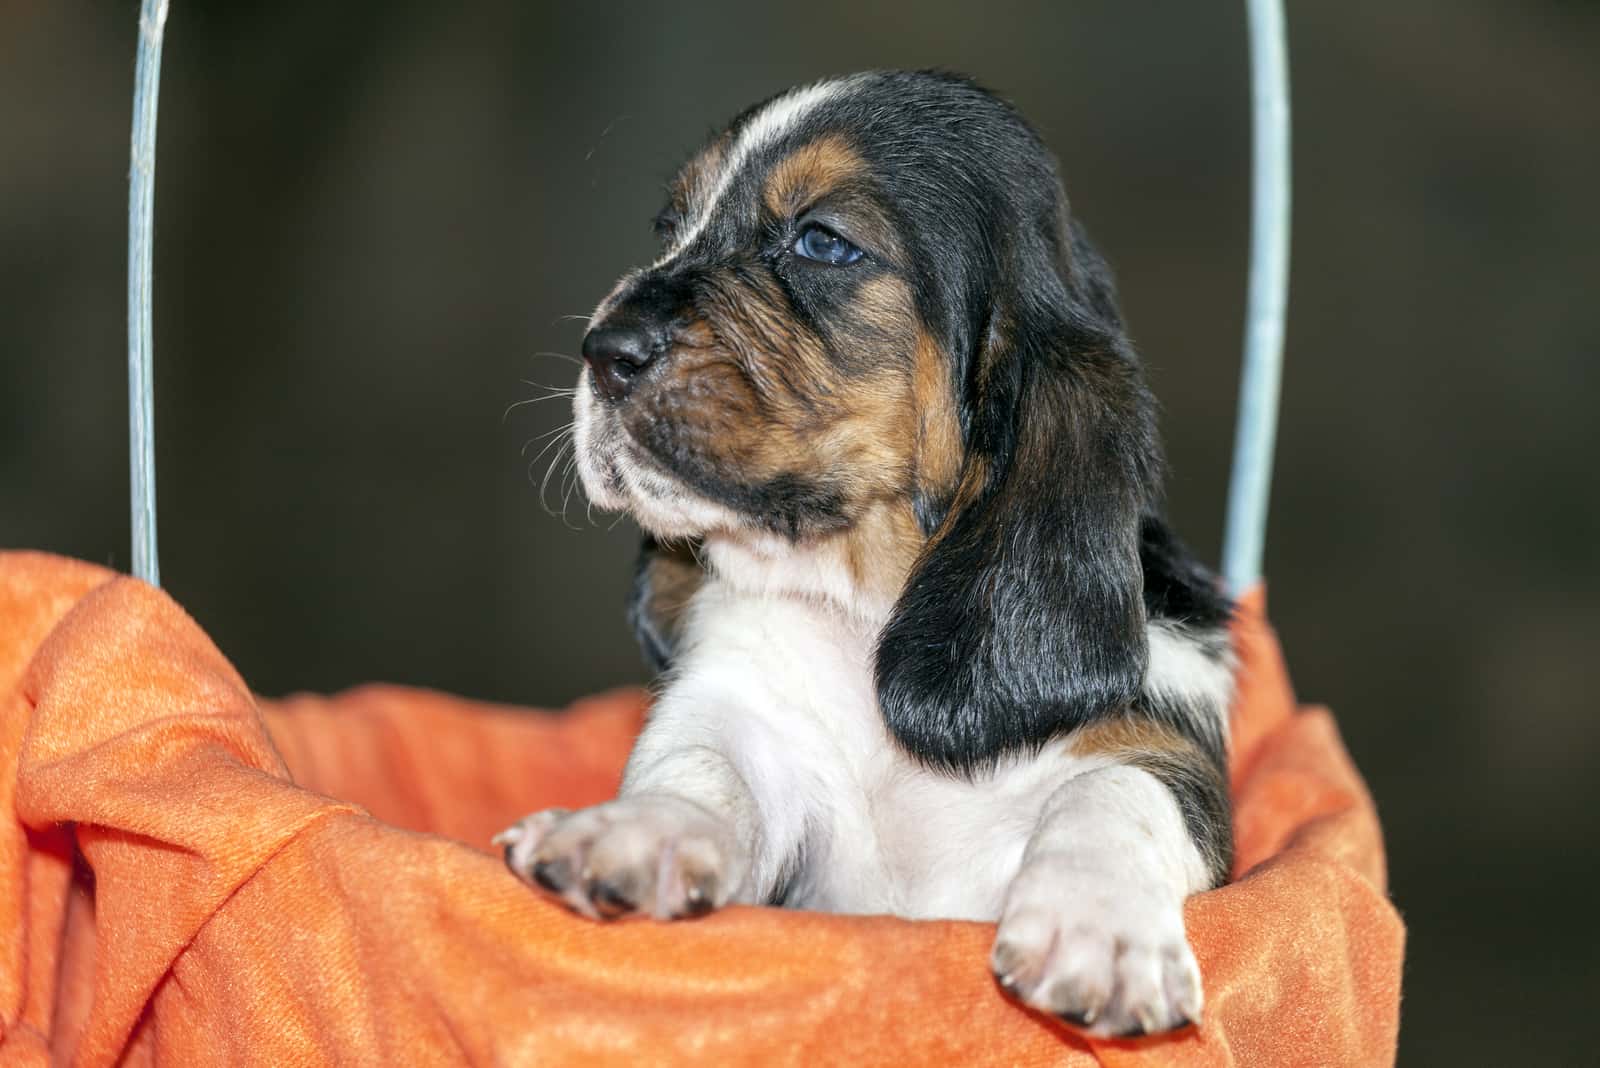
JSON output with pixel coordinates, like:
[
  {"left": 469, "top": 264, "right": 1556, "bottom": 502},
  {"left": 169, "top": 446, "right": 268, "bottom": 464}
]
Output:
[{"left": 581, "top": 325, "right": 658, "bottom": 402}]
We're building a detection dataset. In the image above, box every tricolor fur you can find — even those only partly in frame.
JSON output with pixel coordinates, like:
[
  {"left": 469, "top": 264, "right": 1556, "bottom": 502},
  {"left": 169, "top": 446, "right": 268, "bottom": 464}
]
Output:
[{"left": 499, "top": 71, "right": 1236, "bottom": 1038}]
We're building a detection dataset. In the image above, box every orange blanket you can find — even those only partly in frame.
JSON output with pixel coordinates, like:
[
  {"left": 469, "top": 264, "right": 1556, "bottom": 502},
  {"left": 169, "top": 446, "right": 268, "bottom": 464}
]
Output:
[{"left": 0, "top": 551, "right": 1401, "bottom": 1066}]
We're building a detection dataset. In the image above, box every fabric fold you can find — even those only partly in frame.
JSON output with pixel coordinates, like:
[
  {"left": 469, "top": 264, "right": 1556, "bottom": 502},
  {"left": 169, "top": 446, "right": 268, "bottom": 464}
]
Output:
[{"left": 0, "top": 551, "right": 1403, "bottom": 1066}]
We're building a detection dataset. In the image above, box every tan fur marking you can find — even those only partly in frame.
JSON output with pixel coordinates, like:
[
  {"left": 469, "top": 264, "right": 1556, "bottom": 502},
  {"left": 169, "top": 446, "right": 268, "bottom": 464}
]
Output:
[
  {"left": 763, "top": 135, "right": 866, "bottom": 217},
  {"left": 656, "top": 265, "right": 925, "bottom": 510},
  {"left": 853, "top": 276, "right": 915, "bottom": 331},
  {"left": 911, "top": 330, "right": 963, "bottom": 501},
  {"left": 1067, "top": 718, "right": 1198, "bottom": 763},
  {"left": 840, "top": 500, "right": 925, "bottom": 607}
]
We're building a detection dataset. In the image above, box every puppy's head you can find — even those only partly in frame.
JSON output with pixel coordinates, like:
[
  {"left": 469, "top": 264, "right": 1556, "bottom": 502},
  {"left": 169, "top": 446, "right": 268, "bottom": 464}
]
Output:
[{"left": 575, "top": 71, "right": 1161, "bottom": 770}]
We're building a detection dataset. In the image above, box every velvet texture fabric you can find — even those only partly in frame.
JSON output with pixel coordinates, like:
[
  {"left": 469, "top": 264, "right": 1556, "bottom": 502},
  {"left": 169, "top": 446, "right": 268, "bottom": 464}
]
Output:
[{"left": 0, "top": 552, "right": 1402, "bottom": 1065}]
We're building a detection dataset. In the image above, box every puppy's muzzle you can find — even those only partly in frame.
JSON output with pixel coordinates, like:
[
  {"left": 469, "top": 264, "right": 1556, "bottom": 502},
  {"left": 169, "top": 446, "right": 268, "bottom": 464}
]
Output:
[
  {"left": 581, "top": 323, "right": 658, "bottom": 402},
  {"left": 581, "top": 271, "right": 691, "bottom": 403}
]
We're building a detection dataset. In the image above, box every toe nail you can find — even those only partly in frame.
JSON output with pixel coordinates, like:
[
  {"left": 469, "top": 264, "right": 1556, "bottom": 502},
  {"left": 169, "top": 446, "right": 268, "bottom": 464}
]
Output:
[
  {"left": 678, "top": 874, "right": 719, "bottom": 918},
  {"left": 589, "top": 879, "right": 638, "bottom": 919},
  {"left": 681, "top": 882, "right": 715, "bottom": 917},
  {"left": 532, "top": 858, "right": 573, "bottom": 893},
  {"left": 1053, "top": 1001, "right": 1101, "bottom": 1030},
  {"left": 991, "top": 942, "right": 1017, "bottom": 972}
]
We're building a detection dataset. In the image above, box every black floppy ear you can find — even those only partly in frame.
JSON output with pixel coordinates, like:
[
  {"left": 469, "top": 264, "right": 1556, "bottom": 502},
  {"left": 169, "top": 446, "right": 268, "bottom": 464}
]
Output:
[
  {"left": 875, "top": 221, "right": 1160, "bottom": 773},
  {"left": 627, "top": 536, "right": 706, "bottom": 674}
]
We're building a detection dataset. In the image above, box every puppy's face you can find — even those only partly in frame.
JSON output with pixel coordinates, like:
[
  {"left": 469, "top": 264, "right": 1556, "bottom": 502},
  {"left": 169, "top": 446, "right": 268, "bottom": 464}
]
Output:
[{"left": 574, "top": 74, "right": 991, "bottom": 545}]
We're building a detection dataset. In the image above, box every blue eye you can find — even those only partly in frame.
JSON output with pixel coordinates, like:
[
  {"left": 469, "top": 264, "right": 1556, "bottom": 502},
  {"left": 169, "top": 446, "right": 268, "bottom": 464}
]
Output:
[{"left": 793, "top": 224, "right": 863, "bottom": 265}]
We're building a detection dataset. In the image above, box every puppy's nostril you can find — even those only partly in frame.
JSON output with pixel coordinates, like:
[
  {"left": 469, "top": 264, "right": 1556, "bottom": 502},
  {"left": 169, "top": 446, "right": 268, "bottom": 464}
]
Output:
[
  {"left": 584, "top": 326, "right": 653, "bottom": 370},
  {"left": 581, "top": 325, "right": 657, "bottom": 402}
]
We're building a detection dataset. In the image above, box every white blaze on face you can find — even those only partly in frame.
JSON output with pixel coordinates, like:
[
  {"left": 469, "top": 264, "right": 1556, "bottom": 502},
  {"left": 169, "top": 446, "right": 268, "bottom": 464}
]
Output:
[
  {"left": 575, "top": 77, "right": 853, "bottom": 528},
  {"left": 653, "top": 77, "right": 851, "bottom": 269}
]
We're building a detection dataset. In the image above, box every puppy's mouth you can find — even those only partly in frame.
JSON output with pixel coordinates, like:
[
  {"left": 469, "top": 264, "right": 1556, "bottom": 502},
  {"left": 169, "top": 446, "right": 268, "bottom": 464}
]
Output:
[{"left": 572, "top": 367, "right": 744, "bottom": 540}]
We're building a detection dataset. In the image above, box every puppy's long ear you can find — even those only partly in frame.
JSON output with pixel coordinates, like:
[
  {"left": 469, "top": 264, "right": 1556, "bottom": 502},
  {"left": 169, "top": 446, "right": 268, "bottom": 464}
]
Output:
[{"left": 876, "top": 220, "right": 1160, "bottom": 773}]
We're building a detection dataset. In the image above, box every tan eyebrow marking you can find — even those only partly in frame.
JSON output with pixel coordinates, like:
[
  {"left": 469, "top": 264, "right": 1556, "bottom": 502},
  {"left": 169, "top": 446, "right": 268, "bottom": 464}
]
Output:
[{"left": 762, "top": 134, "right": 867, "bottom": 218}]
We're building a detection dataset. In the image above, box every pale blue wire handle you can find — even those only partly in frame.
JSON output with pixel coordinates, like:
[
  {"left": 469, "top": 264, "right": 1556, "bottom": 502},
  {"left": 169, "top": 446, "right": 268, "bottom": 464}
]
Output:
[
  {"left": 128, "top": 0, "right": 169, "bottom": 586},
  {"left": 1222, "top": 0, "right": 1291, "bottom": 593}
]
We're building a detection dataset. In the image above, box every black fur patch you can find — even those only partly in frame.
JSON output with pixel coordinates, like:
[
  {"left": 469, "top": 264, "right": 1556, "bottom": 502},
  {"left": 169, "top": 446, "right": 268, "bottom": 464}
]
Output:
[{"left": 1140, "top": 517, "right": 1233, "bottom": 632}]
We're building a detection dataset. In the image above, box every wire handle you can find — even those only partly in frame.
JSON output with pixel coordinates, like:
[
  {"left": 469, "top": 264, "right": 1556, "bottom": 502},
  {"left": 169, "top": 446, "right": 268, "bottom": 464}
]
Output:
[
  {"left": 1222, "top": 0, "right": 1291, "bottom": 593},
  {"left": 128, "top": 0, "right": 170, "bottom": 586}
]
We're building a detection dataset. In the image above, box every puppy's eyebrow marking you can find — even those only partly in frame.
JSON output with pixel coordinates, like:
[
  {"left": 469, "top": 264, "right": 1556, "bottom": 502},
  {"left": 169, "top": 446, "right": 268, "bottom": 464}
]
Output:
[
  {"left": 762, "top": 134, "right": 865, "bottom": 217},
  {"left": 655, "top": 77, "right": 851, "bottom": 267}
]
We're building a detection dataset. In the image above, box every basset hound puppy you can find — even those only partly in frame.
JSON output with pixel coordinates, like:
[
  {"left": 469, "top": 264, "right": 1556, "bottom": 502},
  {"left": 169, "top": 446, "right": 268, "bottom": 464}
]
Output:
[{"left": 499, "top": 70, "right": 1235, "bottom": 1038}]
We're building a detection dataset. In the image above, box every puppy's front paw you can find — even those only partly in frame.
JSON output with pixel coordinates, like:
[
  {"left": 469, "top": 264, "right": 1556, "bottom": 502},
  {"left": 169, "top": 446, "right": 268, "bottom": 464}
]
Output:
[
  {"left": 494, "top": 796, "right": 745, "bottom": 921},
  {"left": 991, "top": 866, "right": 1202, "bottom": 1038}
]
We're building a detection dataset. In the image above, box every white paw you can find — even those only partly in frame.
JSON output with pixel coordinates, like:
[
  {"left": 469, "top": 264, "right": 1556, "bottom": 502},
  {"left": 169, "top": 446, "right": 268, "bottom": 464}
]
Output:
[
  {"left": 494, "top": 796, "right": 746, "bottom": 920},
  {"left": 990, "top": 863, "right": 1202, "bottom": 1038}
]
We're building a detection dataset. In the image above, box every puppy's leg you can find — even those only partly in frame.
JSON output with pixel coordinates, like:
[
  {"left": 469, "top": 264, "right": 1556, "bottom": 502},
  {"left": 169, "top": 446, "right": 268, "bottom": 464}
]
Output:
[
  {"left": 991, "top": 739, "right": 1227, "bottom": 1038},
  {"left": 499, "top": 587, "right": 859, "bottom": 920},
  {"left": 497, "top": 721, "right": 771, "bottom": 920}
]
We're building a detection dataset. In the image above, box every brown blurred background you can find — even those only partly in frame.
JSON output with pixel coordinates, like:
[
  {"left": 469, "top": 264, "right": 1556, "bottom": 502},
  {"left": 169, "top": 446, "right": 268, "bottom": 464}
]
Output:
[{"left": 3, "top": 2, "right": 1596, "bottom": 1061}]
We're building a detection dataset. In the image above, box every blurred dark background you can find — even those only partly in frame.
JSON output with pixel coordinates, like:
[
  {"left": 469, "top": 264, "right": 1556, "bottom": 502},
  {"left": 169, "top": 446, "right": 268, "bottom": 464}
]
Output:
[{"left": 3, "top": 2, "right": 1596, "bottom": 1061}]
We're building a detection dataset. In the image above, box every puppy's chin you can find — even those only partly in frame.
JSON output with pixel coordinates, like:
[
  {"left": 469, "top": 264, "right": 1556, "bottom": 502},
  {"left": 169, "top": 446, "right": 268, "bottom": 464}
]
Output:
[
  {"left": 570, "top": 376, "right": 628, "bottom": 512},
  {"left": 572, "top": 370, "right": 743, "bottom": 541}
]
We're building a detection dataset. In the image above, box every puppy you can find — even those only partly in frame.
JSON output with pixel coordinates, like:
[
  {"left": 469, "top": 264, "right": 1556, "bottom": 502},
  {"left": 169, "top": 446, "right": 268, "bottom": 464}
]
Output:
[{"left": 497, "top": 70, "right": 1234, "bottom": 1038}]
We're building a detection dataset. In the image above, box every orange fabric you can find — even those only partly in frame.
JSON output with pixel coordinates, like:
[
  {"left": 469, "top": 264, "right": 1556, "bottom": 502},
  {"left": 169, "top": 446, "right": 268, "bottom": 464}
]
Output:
[{"left": 0, "top": 550, "right": 1402, "bottom": 1066}]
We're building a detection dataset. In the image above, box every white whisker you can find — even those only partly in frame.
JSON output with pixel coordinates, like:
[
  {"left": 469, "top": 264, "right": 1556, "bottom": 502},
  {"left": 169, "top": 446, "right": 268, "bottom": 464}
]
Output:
[
  {"left": 527, "top": 436, "right": 569, "bottom": 490},
  {"left": 532, "top": 350, "right": 583, "bottom": 366},
  {"left": 504, "top": 390, "right": 577, "bottom": 422},
  {"left": 559, "top": 453, "right": 582, "bottom": 528},
  {"left": 584, "top": 114, "right": 630, "bottom": 163},
  {"left": 538, "top": 440, "right": 575, "bottom": 517},
  {"left": 521, "top": 423, "right": 574, "bottom": 458}
]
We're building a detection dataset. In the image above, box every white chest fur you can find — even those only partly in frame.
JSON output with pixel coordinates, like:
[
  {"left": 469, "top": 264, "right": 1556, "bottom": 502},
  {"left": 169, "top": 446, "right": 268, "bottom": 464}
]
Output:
[{"left": 638, "top": 567, "right": 1107, "bottom": 921}]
